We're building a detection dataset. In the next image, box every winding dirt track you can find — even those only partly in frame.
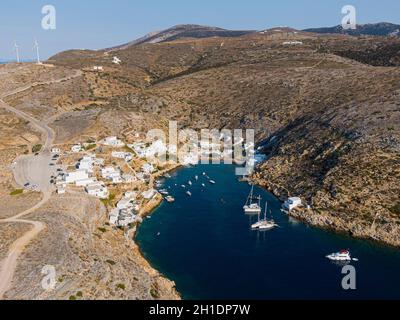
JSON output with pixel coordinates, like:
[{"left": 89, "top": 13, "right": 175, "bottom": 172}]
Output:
[{"left": 0, "top": 69, "right": 81, "bottom": 299}]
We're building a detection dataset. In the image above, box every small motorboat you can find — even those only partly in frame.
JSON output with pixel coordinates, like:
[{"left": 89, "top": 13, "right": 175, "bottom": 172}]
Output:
[
  {"left": 188, "top": 181, "right": 192, "bottom": 186},
  {"left": 181, "top": 185, "right": 186, "bottom": 188},
  {"left": 326, "top": 250, "right": 353, "bottom": 261},
  {"left": 209, "top": 180, "right": 216, "bottom": 184},
  {"left": 165, "top": 196, "right": 175, "bottom": 203},
  {"left": 201, "top": 183, "right": 206, "bottom": 187},
  {"left": 186, "top": 191, "right": 192, "bottom": 197},
  {"left": 195, "top": 175, "right": 199, "bottom": 181}
]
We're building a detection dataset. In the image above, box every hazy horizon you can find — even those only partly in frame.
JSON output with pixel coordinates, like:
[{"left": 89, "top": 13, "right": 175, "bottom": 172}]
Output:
[{"left": 1, "top": 0, "right": 400, "bottom": 60}]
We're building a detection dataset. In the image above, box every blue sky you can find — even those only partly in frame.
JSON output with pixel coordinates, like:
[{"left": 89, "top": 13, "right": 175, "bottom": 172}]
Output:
[{"left": 1, "top": 0, "right": 399, "bottom": 60}]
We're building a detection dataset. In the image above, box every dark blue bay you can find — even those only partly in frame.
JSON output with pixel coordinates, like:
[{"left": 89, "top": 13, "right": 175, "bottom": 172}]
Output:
[{"left": 136, "top": 164, "right": 400, "bottom": 300}]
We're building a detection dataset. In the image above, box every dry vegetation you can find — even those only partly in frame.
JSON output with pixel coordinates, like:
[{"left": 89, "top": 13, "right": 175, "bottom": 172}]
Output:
[{"left": 0, "top": 28, "right": 399, "bottom": 300}]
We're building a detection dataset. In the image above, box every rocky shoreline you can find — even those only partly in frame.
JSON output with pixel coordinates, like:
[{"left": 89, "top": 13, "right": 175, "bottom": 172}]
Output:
[{"left": 253, "top": 177, "right": 400, "bottom": 249}]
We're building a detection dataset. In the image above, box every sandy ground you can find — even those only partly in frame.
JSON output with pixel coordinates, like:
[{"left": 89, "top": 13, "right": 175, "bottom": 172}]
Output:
[{"left": 0, "top": 223, "right": 31, "bottom": 261}]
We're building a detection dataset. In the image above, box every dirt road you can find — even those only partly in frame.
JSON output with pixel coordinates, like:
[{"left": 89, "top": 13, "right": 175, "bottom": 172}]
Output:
[{"left": 0, "top": 69, "right": 81, "bottom": 299}]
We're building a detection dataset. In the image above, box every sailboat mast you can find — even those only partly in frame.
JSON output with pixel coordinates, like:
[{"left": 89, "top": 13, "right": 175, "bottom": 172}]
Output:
[{"left": 264, "top": 202, "right": 268, "bottom": 220}]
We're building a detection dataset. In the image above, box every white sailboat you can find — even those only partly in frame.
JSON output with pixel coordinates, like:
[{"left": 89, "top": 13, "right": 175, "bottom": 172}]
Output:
[
  {"left": 251, "top": 201, "right": 278, "bottom": 230},
  {"left": 243, "top": 185, "right": 262, "bottom": 214}
]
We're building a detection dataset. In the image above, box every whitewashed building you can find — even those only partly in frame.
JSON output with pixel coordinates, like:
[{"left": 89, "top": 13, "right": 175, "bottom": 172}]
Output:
[
  {"left": 111, "top": 151, "right": 133, "bottom": 162},
  {"left": 77, "top": 156, "right": 94, "bottom": 173},
  {"left": 85, "top": 182, "right": 109, "bottom": 199},
  {"left": 112, "top": 56, "right": 121, "bottom": 65},
  {"left": 122, "top": 174, "right": 136, "bottom": 183},
  {"left": 75, "top": 178, "right": 97, "bottom": 187},
  {"left": 71, "top": 144, "right": 83, "bottom": 153},
  {"left": 142, "top": 189, "right": 158, "bottom": 200},
  {"left": 101, "top": 166, "right": 123, "bottom": 184},
  {"left": 142, "top": 163, "right": 155, "bottom": 174},
  {"left": 283, "top": 197, "right": 302, "bottom": 211},
  {"left": 101, "top": 136, "right": 125, "bottom": 148},
  {"left": 65, "top": 170, "right": 89, "bottom": 184}
]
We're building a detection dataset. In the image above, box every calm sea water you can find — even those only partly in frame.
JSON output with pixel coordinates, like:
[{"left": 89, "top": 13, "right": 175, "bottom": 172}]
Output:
[{"left": 136, "top": 164, "right": 400, "bottom": 300}]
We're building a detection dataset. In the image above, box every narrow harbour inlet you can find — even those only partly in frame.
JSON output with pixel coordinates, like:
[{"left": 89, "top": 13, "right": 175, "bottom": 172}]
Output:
[{"left": 136, "top": 164, "right": 400, "bottom": 300}]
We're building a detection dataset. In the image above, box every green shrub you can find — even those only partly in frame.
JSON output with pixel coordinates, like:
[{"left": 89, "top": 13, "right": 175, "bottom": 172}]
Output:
[
  {"left": 150, "top": 287, "right": 160, "bottom": 299},
  {"left": 106, "top": 260, "right": 116, "bottom": 266},
  {"left": 10, "top": 189, "right": 23, "bottom": 196},
  {"left": 32, "top": 144, "right": 42, "bottom": 153},
  {"left": 116, "top": 283, "right": 126, "bottom": 290},
  {"left": 389, "top": 203, "right": 400, "bottom": 215},
  {"left": 84, "top": 144, "right": 96, "bottom": 151}
]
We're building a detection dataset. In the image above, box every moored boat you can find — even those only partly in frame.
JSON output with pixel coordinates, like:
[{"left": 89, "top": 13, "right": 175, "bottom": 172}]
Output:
[
  {"left": 326, "top": 250, "right": 353, "bottom": 261},
  {"left": 243, "top": 186, "right": 262, "bottom": 214},
  {"left": 251, "top": 201, "right": 278, "bottom": 230}
]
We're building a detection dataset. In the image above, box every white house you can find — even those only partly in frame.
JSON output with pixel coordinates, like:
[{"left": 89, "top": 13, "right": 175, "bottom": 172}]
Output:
[
  {"left": 112, "top": 56, "right": 121, "bottom": 65},
  {"left": 283, "top": 197, "right": 302, "bottom": 211},
  {"left": 142, "top": 189, "right": 157, "bottom": 200},
  {"left": 102, "top": 136, "right": 125, "bottom": 148},
  {"left": 75, "top": 178, "right": 96, "bottom": 187},
  {"left": 65, "top": 170, "right": 89, "bottom": 184},
  {"left": 117, "top": 210, "right": 137, "bottom": 227},
  {"left": 93, "top": 157, "right": 105, "bottom": 166},
  {"left": 85, "top": 182, "right": 109, "bottom": 199},
  {"left": 124, "top": 191, "right": 137, "bottom": 199},
  {"left": 283, "top": 41, "right": 303, "bottom": 45},
  {"left": 146, "top": 140, "right": 167, "bottom": 158},
  {"left": 71, "top": 144, "right": 83, "bottom": 153},
  {"left": 112, "top": 151, "right": 133, "bottom": 162},
  {"left": 122, "top": 174, "right": 136, "bottom": 183},
  {"left": 93, "top": 66, "right": 104, "bottom": 71},
  {"left": 101, "top": 166, "right": 120, "bottom": 179},
  {"left": 142, "top": 163, "right": 155, "bottom": 174},
  {"left": 51, "top": 147, "right": 61, "bottom": 154},
  {"left": 77, "top": 156, "right": 94, "bottom": 173},
  {"left": 109, "top": 209, "right": 120, "bottom": 225},
  {"left": 109, "top": 194, "right": 138, "bottom": 226},
  {"left": 57, "top": 186, "right": 66, "bottom": 194},
  {"left": 136, "top": 172, "right": 150, "bottom": 182}
]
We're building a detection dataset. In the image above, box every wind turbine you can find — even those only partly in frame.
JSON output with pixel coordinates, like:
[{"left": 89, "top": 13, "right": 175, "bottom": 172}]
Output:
[
  {"left": 33, "top": 39, "right": 41, "bottom": 64},
  {"left": 13, "top": 42, "right": 20, "bottom": 63}
]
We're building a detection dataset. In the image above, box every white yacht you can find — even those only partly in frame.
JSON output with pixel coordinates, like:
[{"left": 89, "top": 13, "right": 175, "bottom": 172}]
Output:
[
  {"left": 251, "top": 202, "right": 278, "bottom": 230},
  {"left": 188, "top": 181, "right": 192, "bottom": 186},
  {"left": 209, "top": 180, "right": 216, "bottom": 184},
  {"left": 186, "top": 191, "right": 192, "bottom": 197},
  {"left": 243, "top": 186, "right": 262, "bottom": 214},
  {"left": 326, "top": 250, "right": 352, "bottom": 261}
]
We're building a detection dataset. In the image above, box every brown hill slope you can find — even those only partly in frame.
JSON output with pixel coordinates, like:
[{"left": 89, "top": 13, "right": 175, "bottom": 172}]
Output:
[{"left": 49, "top": 31, "right": 400, "bottom": 246}]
